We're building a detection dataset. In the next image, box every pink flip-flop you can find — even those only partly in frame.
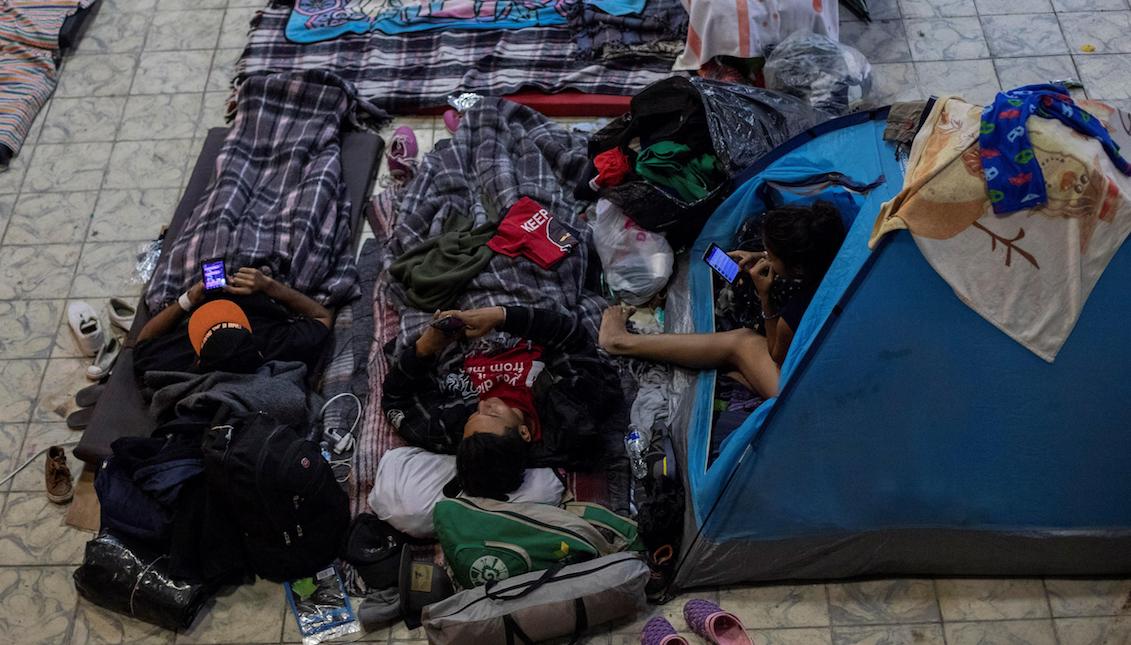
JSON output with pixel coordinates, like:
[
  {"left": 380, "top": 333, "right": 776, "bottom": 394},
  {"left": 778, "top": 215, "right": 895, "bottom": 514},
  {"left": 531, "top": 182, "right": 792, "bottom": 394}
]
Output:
[
  {"left": 683, "top": 599, "right": 752, "bottom": 645},
  {"left": 641, "top": 616, "right": 690, "bottom": 645},
  {"left": 443, "top": 108, "right": 461, "bottom": 134},
  {"left": 386, "top": 125, "right": 418, "bottom": 182}
]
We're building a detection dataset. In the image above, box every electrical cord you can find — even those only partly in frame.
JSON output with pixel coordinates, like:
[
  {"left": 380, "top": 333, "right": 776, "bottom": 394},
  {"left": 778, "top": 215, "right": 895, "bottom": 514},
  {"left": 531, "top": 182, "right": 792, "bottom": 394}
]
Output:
[
  {"left": 319, "top": 392, "right": 363, "bottom": 484},
  {"left": 0, "top": 440, "right": 81, "bottom": 488}
]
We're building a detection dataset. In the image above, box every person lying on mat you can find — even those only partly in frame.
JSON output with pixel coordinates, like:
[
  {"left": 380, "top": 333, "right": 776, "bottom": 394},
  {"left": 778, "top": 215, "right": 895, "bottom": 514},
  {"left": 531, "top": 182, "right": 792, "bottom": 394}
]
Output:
[
  {"left": 133, "top": 267, "right": 332, "bottom": 375},
  {"left": 599, "top": 201, "right": 846, "bottom": 399},
  {"left": 381, "top": 306, "right": 626, "bottom": 502}
]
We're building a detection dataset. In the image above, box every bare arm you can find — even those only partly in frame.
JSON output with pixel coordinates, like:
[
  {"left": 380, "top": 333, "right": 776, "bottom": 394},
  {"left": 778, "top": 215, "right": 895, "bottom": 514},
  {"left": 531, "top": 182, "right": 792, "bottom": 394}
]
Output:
[
  {"left": 137, "top": 282, "right": 205, "bottom": 343},
  {"left": 226, "top": 267, "right": 332, "bottom": 328}
]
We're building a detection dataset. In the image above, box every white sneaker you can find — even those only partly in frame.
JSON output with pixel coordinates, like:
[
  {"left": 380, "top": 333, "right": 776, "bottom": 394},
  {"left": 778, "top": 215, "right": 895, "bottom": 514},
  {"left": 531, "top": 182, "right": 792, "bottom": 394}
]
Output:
[
  {"left": 67, "top": 302, "right": 104, "bottom": 358},
  {"left": 107, "top": 298, "right": 136, "bottom": 332},
  {"left": 86, "top": 336, "right": 121, "bottom": 381}
]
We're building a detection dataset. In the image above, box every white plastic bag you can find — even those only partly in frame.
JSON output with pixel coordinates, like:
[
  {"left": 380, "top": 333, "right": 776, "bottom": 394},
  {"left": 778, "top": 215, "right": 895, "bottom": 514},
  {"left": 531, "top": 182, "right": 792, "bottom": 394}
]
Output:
[
  {"left": 593, "top": 200, "right": 674, "bottom": 305},
  {"left": 764, "top": 31, "right": 873, "bottom": 115}
]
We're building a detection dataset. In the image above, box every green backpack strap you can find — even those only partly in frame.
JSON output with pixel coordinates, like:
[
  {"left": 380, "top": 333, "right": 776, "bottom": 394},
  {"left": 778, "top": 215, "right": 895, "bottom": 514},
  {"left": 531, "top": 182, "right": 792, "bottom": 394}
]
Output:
[{"left": 565, "top": 502, "right": 645, "bottom": 553}]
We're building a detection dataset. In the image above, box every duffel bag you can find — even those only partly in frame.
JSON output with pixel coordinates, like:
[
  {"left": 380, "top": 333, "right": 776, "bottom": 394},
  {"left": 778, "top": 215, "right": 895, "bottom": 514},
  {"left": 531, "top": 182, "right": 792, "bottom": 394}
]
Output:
[
  {"left": 73, "top": 532, "right": 217, "bottom": 632},
  {"left": 434, "top": 497, "right": 642, "bottom": 589},
  {"left": 422, "top": 552, "right": 648, "bottom": 645}
]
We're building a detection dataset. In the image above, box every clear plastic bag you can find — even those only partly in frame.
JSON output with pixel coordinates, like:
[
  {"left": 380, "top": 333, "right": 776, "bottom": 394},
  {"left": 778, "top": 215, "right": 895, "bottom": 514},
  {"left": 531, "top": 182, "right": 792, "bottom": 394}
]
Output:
[
  {"left": 764, "top": 31, "right": 873, "bottom": 116},
  {"left": 131, "top": 236, "right": 163, "bottom": 285},
  {"left": 285, "top": 566, "right": 362, "bottom": 645},
  {"left": 593, "top": 200, "right": 674, "bottom": 305}
]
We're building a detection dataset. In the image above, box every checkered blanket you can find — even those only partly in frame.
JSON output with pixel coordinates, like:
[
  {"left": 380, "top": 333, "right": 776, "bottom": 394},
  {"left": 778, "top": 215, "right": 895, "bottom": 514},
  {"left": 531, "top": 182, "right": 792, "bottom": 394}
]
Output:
[
  {"left": 235, "top": 3, "right": 676, "bottom": 113},
  {"left": 389, "top": 98, "right": 607, "bottom": 345},
  {"left": 145, "top": 70, "right": 388, "bottom": 313}
]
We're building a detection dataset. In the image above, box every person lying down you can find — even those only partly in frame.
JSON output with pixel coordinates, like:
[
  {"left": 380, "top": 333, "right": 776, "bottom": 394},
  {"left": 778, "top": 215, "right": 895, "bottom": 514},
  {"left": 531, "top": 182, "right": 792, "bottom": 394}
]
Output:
[
  {"left": 133, "top": 266, "right": 332, "bottom": 376},
  {"left": 600, "top": 201, "right": 846, "bottom": 399},
  {"left": 382, "top": 306, "right": 627, "bottom": 505}
]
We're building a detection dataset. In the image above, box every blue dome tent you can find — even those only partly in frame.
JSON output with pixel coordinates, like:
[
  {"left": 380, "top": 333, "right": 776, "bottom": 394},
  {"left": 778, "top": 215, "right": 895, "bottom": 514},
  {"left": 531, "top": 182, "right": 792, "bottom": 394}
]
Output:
[{"left": 664, "top": 107, "right": 1131, "bottom": 591}]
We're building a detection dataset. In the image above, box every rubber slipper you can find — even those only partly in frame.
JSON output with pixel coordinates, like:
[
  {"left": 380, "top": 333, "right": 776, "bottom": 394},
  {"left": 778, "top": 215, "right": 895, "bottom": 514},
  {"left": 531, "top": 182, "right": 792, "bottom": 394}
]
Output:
[
  {"left": 74, "top": 383, "right": 106, "bottom": 408},
  {"left": 108, "top": 297, "right": 136, "bottom": 332},
  {"left": 67, "top": 301, "right": 104, "bottom": 358},
  {"left": 641, "top": 616, "right": 690, "bottom": 645},
  {"left": 86, "top": 336, "right": 121, "bottom": 381},
  {"left": 66, "top": 406, "right": 94, "bottom": 430},
  {"left": 386, "top": 125, "right": 418, "bottom": 182},
  {"left": 443, "top": 108, "right": 460, "bottom": 134},
  {"left": 683, "top": 599, "right": 752, "bottom": 645}
]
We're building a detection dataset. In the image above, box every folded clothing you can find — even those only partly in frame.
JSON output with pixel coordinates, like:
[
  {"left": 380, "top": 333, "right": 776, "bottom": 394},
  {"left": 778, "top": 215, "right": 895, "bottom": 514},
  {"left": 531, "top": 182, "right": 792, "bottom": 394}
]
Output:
[{"left": 487, "top": 197, "right": 580, "bottom": 270}]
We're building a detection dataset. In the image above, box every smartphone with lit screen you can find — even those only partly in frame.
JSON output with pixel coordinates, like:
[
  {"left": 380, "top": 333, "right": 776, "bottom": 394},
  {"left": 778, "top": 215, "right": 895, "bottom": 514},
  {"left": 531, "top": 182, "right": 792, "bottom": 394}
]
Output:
[{"left": 703, "top": 243, "right": 740, "bottom": 284}]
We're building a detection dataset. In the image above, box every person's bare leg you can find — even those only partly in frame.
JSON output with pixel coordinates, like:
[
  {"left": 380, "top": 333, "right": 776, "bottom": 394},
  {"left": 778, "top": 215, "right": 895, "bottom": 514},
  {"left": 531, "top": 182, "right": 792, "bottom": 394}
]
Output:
[{"left": 599, "top": 306, "right": 780, "bottom": 397}]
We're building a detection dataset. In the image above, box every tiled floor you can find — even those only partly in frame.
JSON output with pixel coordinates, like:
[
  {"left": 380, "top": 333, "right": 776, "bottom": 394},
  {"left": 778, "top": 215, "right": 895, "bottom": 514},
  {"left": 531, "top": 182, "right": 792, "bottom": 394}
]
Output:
[{"left": 0, "top": 0, "right": 1129, "bottom": 643}]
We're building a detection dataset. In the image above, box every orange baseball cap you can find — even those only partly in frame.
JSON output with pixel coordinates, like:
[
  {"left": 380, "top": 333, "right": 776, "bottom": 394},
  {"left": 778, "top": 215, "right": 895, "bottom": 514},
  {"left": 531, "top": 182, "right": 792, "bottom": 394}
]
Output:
[{"left": 187, "top": 300, "right": 253, "bottom": 356}]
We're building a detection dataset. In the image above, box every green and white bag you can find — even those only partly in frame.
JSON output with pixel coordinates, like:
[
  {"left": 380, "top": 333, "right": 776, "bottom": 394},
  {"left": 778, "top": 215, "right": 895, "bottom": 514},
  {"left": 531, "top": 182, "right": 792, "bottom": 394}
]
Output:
[
  {"left": 422, "top": 552, "right": 649, "bottom": 645},
  {"left": 433, "top": 497, "right": 642, "bottom": 589}
]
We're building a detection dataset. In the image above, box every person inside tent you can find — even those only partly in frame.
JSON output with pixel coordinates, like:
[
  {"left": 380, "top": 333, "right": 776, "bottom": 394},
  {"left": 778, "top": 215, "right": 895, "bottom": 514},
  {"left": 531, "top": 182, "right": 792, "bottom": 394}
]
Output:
[
  {"left": 381, "top": 306, "right": 627, "bottom": 505},
  {"left": 133, "top": 267, "right": 332, "bottom": 376},
  {"left": 599, "top": 201, "right": 846, "bottom": 399}
]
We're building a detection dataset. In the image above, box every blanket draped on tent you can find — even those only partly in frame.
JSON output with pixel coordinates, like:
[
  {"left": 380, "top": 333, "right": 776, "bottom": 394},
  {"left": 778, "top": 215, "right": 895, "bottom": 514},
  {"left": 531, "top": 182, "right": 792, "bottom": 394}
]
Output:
[
  {"left": 871, "top": 97, "right": 1131, "bottom": 361},
  {"left": 145, "top": 70, "right": 387, "bottom": 313},
  {"left": 236, "top": 4, "right": 677, "bottom": 112}
]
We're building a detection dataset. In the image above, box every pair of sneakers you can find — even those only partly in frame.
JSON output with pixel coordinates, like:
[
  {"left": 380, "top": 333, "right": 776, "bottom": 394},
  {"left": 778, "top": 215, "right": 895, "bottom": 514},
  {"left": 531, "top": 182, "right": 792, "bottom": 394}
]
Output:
[
  {"left": 642, "top": 599, "right": 751, "bottom": 645},
  {"left": 67, "top": 299, "right": 135, "bottom": 381}
]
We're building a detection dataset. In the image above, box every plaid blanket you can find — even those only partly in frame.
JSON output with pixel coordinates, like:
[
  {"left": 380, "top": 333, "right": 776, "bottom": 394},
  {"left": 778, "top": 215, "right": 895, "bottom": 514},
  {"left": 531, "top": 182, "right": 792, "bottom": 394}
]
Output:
[
  {"left": 390, "top": 98, "right": 607, "bottom": 345},
  {"left": 566, "top": 0, "right": 688, "bottom": 62},
  {"left": 235, "top": 4, "right": 676, "bottom": 113},
  {"left": 145, "top": 70, "right": 388, "bottom": 313}
]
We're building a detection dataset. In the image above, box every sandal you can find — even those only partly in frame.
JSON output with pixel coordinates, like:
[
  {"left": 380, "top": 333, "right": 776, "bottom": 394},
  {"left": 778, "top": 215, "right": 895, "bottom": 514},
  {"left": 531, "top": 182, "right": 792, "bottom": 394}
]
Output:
[
  {"left": 75, "top": 382, "right": 106, "bottom": 408},
  {"left": 641, "top": 616, "right": 690, "bottom": 645},
  {"left": 683, "top": 599, "right": 752, "bottom": 645},
  {"left": 385, "top": 125, "right": 418, "bottom": 182}
]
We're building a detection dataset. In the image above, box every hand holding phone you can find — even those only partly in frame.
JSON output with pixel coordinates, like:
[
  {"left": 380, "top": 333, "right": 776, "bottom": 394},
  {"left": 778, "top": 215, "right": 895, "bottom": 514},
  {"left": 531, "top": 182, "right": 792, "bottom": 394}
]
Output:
[
  {"left": 703, "top": 243, "right": 741, "bottom": 284},
  {"left": 201, "top": 258, "right": 227, "bottom": 292},
  {"left": 430, "top": 316, "right": 467, "bottom": 335}
]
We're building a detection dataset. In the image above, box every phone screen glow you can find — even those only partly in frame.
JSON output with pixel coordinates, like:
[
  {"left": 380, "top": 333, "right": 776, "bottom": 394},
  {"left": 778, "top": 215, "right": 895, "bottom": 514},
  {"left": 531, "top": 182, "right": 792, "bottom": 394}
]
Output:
[
  {"left": 705, "top": 246, "right": 740, "bottom": 283},
  {"left": 202, "top": 260, "right": 227, "bottom": 291}
]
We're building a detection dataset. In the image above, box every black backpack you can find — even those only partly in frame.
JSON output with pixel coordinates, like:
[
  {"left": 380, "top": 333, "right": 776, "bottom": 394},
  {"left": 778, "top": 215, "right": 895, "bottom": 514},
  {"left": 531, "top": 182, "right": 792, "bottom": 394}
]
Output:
[{"left": 202, "top": 412, "right": 349, "bottom": 582}]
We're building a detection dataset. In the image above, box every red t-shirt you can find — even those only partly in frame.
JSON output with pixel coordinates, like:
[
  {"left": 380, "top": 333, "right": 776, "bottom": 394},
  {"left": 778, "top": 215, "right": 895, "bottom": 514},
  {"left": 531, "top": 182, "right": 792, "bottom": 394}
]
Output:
[
  {"left": 462, "top": 344, "right": 546, "bottom": 440},
  {"left": 487, "top": 197, "right": 577, "bottom": 270}
]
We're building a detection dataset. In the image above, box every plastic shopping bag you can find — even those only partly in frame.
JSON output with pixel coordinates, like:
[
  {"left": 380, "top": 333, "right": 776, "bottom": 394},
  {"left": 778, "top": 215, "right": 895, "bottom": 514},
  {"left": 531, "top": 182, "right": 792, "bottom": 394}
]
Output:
[{"left": 593, "top": 200, "right": 674, "bottom": 305}]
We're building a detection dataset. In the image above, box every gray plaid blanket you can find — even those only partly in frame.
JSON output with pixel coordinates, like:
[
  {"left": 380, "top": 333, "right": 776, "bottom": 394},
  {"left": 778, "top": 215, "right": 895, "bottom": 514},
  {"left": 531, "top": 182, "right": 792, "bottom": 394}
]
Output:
[
  {"left": 145, "top": 70, "right": 387, "bottom": 312},
  {"left": 388, "top": 98, "right": 607, "bottom": 346},
  {"left": 235, "top": 4, "right": 676, "bottom": 113}
]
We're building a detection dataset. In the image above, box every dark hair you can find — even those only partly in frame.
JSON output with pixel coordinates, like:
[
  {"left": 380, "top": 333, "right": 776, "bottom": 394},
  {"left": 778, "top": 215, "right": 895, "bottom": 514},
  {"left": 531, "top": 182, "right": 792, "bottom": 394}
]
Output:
[
  {"left": 197, "top": 328, "right": 263, "bottom": 374},
  {"left": 456, "top": 427, "right": 528, "bottom": 500},
  {"left": 761, "top": 201, "right": 847, "bottom": 289}
]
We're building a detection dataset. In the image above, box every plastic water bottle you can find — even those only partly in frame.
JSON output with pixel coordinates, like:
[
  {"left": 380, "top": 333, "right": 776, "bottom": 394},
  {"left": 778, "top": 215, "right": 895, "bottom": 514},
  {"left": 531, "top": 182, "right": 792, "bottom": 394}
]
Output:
[{"left": 625, "top": 429, "right": 648, "bottom": 480}]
